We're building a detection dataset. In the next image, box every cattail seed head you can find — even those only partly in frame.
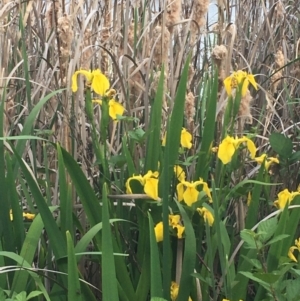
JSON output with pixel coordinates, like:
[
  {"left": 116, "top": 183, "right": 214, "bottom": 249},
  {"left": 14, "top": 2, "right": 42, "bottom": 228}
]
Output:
[
  {"left": 270, "top": 48, "right": 284, "bottom": 93},
  {"left": 190, "top": 0, "right": 209, "bottom": 43},
  {"left": 153, "top": 26, "right": 170, "bottom": 68},
  {"left": 166, "top": 0, "right": 182, "bottom": 30},
  {"left": 185, "top": 92, "right": 195, "bottom": 132}
]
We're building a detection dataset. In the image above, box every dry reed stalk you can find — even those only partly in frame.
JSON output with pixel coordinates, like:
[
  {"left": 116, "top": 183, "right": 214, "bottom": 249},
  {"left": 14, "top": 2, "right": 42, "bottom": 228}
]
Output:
[
  {"left": 124, "top": 21, "right": 145, "bottom": 113},
  {"left": 100, "top": 27, "right": 110, "bottom": 75},
  {"left": 100, "top": 0, "right": 111, "bottom": 74},
  {"left": 4, "top": 96, "right": 15, "bottom": 135},
  {"left": 45, "top": 1, "right": 61, "bottom": 31}
]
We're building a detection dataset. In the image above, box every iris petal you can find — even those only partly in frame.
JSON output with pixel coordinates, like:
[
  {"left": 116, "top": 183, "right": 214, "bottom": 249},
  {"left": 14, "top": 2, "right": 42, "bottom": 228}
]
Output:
[
  {"left": 91, "top": 70, "right": 110, "bottom": 96},
  {"left": 144, "top": 178, "right": 159, "bottom": 200},
  {"left": 154, "top": 222, "right": 163, "bottom": 242},
  {"left": 218, "top": 136, "right": 236, "bottom": 164},
  {"left": 183, "top": 187, "right": 199, "bottom": 206},
  {"left": 108, "top": 99, "right": 125, "bottom": 120}
]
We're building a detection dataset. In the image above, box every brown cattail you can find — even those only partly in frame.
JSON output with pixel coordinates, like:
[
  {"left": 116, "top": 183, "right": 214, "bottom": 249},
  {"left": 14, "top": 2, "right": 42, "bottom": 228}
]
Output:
[
  {"left": 274, "top": 1, "right": 285, "bottom": 21},
  {"left": 153, "top": 25, "right": 170, "bottom": 69},
  {"left": 57, "top": 14, "right": 73, "bottom": 58},
  {"left": 190, "top": 0, "right": 209, "bottom": 44},
  {"left": 165, "top": 0, "right": 182, "bottom": 30},
  {"left": 80, "top": 29, "right": 93, "bottom": 70},
  {"left": 270, "top": 48, "right": 284, "bottom": 93},
  {"left": 127, "top": 21, "right": 135, "bottom": 50},
  {"left": 4, "top": 97, "right": 15, "bottom": 135},
  {"left": 45, "top": 1, "right": 61, "bottom": 30},
  {"left": 150, "top": 70, "right": 169, "bottom": 133},
  {"left": 100, "top": 27, "right": 110, "bottom": 75},
  {"left": 212, "top": 45, "right": 227, "bottom": 68},
  {"left": 57, "top": 13, "right": 73, "bottom": 77},
  {"left": 187, "top": 64, "right": 195, "bottom": 88},
  {"left": 185, "top": 92, "right": 195, "bottom": 133},
  {"left": 212, "top": 44, "right": 227, "bottom": 81},
  {"left": 238, "top": 89, "right": 253, "bottom": 128}
]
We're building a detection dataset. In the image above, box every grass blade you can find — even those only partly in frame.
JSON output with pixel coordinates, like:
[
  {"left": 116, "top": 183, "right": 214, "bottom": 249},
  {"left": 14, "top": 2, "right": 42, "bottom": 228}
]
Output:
[
  {"left": 145, "top": 66, "right": 164, "bottom": 172},
  {"left": 102, "top": 183, "right": 119, "bottom": 301},
  {"left": 195, "top": 68, "right": 218, "bottom": 180},
  {"left": 161, "top": 54, "right": 191, "bottom": 299},
  {"left": 66, "top": 231, "right": 82, "bottom": 301},
  {"left": 176, "top": 201, "right": 196, "bottom": 301},
  {"left": 11, "top": 145, "right": 67, "bottom": 260},
  {"left": 148, "top": 213, "right": 163, "bottom": 298},
  {"left": 12, "top": 207, "right": 58, "bottom": 293},
  {"left": 57, "top": 144, "right": 73, "bottom": 237}
]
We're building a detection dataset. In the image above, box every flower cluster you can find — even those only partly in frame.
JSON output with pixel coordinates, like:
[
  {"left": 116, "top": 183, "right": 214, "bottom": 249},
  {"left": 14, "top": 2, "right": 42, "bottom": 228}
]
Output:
[
  {"left": 72, "top": 69, "right": 125, "bottom": 120},
  {"left": 154, "top": 215, "right": 185, "bottom": 242},
  {"left": 72, "top": 69, "right": 110, "bottom": 96},
  {"left": 218, "top": 136, "right": 256, "bottom": 165},
  {"left": 174, "top": 165, "right": 212, "bottom": 206},
  {"left": 288, "top": 238, "right": 300, "bottom": 262},
  {"left": 223, "top": 70, "right": 257, "bottom": 97},
  {"left": 174, "top": 165, "right": 215, "bottom": 225},
  {"left": 177, "top": 178, "right": 212, "bottom": 206}
]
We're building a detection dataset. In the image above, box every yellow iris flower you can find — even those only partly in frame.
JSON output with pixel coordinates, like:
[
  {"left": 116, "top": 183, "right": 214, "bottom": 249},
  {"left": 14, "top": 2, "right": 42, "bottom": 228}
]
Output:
[
  {"left": 72, "top": 69, "right": 110, "bottom": 96},
  {"left": 197, "top": 207, "right": 214, "bottom": 226},
  {"left": 174, "top": 165, "right": 186, "bottom": 182},
  {"left": 254, "top": 154, "right": 279, "bottom": 171},
  {"left": 154, "top": 221, "right": 164, "bottom": 242},
  {"left": 162, "top": 128, "right": 192, "bottom": 149},
  {"left": 170, "top": 282, "right": 192, "bottom": 301},
  {"left": 154, "top": 214, "right": 185, "bottom": 242},
  {"left": 180, "top": 128, "right": 192, "bottom": 149},
  {"left": 274, "top": 189, "right": 300, "bottom": 210},
  {"left": 223, "top": 70, "right": 258, "bottom": 97},
  {"left": 288, "top": 238, "right": 300, "bottom": 262},
  {"left": 169, "top": 214, "right": 181, "bottom": 226},
  {"left": 288, "top": 246, "right": 298, "bottom": 262},
  {"left": 177, "top": 178, "right": 212, "bottom": 206},
  {"left": 10, "top": 210, "right": 35, "bottom": 221},
  {"left": 126, "top": 171, "right": 159, "bottom": 200},
  {"left": 168, "top": 214, "right": 185, "bottom": 240},
  {"left": 93, "top": 99, "right": 125, "bottom": 120},
  {"left": 218, "top": 136, "right": 256, "bottom": 165}
]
